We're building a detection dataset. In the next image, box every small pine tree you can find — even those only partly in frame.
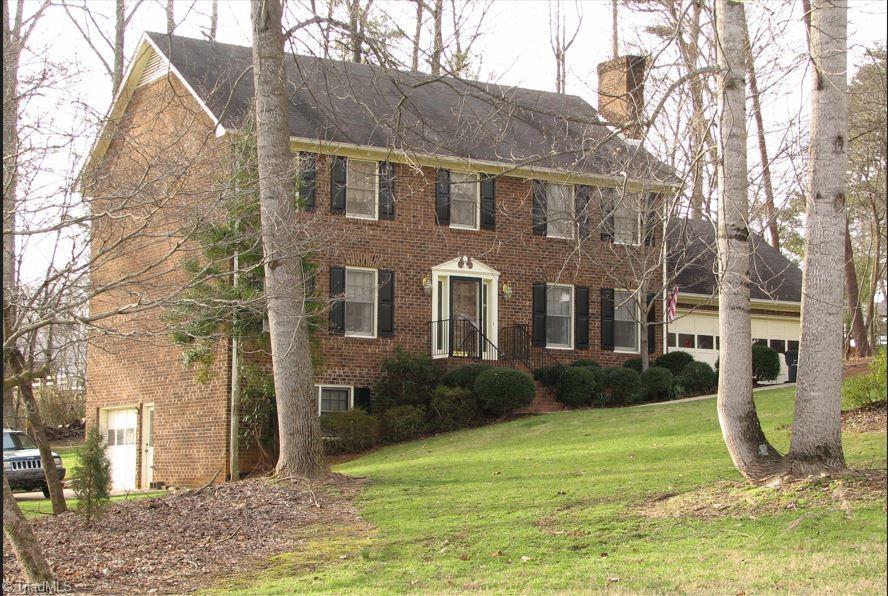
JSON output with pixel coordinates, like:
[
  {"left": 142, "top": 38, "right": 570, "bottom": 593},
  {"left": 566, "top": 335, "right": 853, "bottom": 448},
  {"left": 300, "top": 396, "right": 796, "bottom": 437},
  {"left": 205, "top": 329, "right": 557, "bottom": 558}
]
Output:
[{"left": 71, "top": 427, "right": 111, "bottom": 525}]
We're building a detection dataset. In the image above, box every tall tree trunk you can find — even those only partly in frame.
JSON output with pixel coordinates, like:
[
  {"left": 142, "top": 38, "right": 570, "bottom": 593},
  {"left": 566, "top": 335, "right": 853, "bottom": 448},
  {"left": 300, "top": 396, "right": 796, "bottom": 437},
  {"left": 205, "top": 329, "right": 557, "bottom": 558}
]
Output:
[
  {"left": 411, "top": 0, "right": 423, "bottom": 71},
  {"left": 3, "top": 472, "right": 54, "bottom": 583},
  {"left": 430, "top": 0, "right": 443, "bottom": 75},
  {"left": 250, "top": 0, "right": 327, "bottom": 480},
  {"left": 714, "top": 0, "right": 784, "bottom": 483},
  {"left": 348, "top": 0, "right": 362, "bottom": 63},
  {"left": 209, "top": 0, "right": 218, "bottom": 41},
  {"left": 113, "top": 0, "right": 125, "bottom": 91},
  {"left": 166, "top": 0, "right": 175, "bottom": 33},
  {"left": 611, "top": 0, "right": 618, "bottom": 58},
  {"left": 741, "top": 10, "right": 780, "bottom": 250},
  {"left": 845, "top": 217, "right": 871, "bottom": 356},
  {"left": 788, "top": 0, "right": 849, "bottom": 476}
]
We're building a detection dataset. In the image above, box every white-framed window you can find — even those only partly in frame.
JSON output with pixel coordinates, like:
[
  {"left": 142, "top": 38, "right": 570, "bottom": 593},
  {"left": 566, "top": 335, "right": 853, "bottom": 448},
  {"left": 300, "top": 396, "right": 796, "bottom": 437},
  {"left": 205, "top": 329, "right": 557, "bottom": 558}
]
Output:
[
  {"left": 450, "top": 171, "right": 479, "bottom": 230},
  {"left": 547, "top": 183, "right": 575, "bottom": 240},
  {"left": 317, "top": 385, "right": 353, "bottom": 414},
  {"left": 546, "top": 284, "right": 573, "bottom": 349},
  {"left": 345, "top": 267, "right": 377, "bottom": 337},
  {"left": 346, "top": 159, "right": 378, "bottom": 220},
  {"left": 614, "top": 289, "right": 639, "bottom": 352},
  {"left": 614, "top": 200, "right": 639, "bottom": 245}
]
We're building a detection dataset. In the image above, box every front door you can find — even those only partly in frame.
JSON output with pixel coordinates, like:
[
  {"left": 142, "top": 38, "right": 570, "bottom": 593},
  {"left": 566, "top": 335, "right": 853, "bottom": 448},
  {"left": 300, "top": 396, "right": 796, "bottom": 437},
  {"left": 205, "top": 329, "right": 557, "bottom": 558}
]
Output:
[
  {"left": 105, "top": 408, "right": 137, "bottom": 491},
  {"left": 141, "top": 405, "right": 155, "bottom": 489},
  {"left": 450, "top": 277, "right": 482, "bottom": 357}
]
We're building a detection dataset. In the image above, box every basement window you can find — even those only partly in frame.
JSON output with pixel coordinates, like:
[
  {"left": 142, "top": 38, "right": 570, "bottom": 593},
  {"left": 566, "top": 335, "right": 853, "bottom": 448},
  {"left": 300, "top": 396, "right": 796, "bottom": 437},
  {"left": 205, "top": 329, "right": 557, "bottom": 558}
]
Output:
[{"left": 317, "top": 386, "right": 353, "bottom": 415}]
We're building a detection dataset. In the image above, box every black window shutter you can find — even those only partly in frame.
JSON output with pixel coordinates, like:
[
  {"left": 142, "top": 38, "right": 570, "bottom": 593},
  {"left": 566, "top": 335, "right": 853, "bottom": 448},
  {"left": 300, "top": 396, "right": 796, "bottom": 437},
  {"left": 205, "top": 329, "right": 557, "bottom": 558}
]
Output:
[
  {"left": 378, "top": 269, "right": 395, "bottom": 337},
  {"left": 643, "top": 193, "right": 657, "bottom": 246},
  {"left": 575, "top": 286, "right": 590, "bottom": 350},
  {"left": 379, "top": 162, "right": 395, "bottom": 220},
  {"left": 532, "top": 180, "right": 547, "bottom": 236},
  {"left": 600, "top": 188, "right": 615, "bottom": 242},
  {"left": 532, "top": 282, "right": 547, "bottom": 347},
  {"left": 601, "top": 288, "right": 615, "bottom": 350},
  {"left": 329, "top": 266, "right": 345, "bottom": 334},
  {"left": 480, "top": 174, "right": 496, "bottom": 230},
  {"left": 330, "top": 156, "right": 347, "bottom": 214},
  {"left": 435, "top": 169, "right": 451, "bottom": 225},
  {"left": 299, "top": 152, "right": 317, "bottom": 210},
  {"left": 646, "top": 292, "right": 656, "bottom": 354},
  {"left": 575, "top": 185, "right": 590, "bottom": 239},
  {"left": 354, "top": 387, "right": 371, "bottom": 411}
]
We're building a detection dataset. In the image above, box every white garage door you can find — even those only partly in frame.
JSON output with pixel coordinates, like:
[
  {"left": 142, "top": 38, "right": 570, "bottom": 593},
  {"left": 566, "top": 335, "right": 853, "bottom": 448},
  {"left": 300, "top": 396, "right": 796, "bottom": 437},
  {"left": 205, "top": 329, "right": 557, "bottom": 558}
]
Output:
[{"left": 105, "top": 408, "right": 138, "bottom": 491}]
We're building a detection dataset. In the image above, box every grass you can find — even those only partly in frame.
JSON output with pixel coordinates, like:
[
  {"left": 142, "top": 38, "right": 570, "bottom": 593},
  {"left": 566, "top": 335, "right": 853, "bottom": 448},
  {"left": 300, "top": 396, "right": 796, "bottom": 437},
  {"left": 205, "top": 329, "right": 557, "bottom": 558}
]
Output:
[
  {"left": 215, "top": 387, "right": 882, "bottom": 592},
  {"left": 18, "top": 490, "right": 164, "bottom": 519}
]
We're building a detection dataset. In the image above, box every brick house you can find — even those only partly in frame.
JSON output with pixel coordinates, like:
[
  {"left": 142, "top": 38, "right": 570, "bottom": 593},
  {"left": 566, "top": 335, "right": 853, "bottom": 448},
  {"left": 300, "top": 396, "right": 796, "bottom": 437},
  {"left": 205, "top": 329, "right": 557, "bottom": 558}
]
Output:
[{"left": 84, "top": 32, "right": 681, "bottom": 489}]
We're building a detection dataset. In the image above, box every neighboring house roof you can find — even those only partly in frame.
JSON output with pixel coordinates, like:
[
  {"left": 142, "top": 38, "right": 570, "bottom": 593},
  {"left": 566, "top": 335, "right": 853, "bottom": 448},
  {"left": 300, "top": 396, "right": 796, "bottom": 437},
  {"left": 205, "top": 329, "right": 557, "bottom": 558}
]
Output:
[
  {"left": 88, "top": 31, "right": 677, "bottom": 188},
  {"left": 667, "top": 218, "right": 803, "bottom": 303}
]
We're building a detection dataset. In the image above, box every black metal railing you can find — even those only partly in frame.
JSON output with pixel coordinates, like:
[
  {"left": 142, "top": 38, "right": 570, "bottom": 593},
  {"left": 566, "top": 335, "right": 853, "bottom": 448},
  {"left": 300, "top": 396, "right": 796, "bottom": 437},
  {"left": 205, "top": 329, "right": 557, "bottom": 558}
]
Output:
[
  {"left": 428, "top": 318, "right": 503, "bottom": 362},
  {"left": 500, "top": 324, "right": 564, "bottom": 371}
]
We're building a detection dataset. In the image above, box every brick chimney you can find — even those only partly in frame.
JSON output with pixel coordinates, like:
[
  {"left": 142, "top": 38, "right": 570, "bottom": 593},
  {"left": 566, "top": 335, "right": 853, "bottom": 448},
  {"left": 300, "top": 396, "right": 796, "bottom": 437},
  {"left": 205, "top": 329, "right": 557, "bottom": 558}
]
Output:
[{"left": 597, "top": 55, "right": 647, "bottom": 140}]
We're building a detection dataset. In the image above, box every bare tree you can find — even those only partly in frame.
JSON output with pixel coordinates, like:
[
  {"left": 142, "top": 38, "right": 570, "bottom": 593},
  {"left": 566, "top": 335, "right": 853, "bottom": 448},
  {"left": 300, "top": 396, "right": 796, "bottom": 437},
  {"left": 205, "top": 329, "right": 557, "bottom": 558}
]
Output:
[
  {"left": 787, "top": 0, "right": 848, "bottom": 476},
  {"left": 209, "top": 0, "right": 218, "bottom": 41},
  {"left": 411, "top": 0, "right": 423, "bottom": 70},
  {"left": 549, "top": 0, "right": 582, "bottom": 94},
  {"left": 250, "top": 0, "right": 327, "bottom": 479},
  {"left": 166, "top": 0, "right": 174, "bottom": 33},
  {"left": 3, "top": 474, "right": 53, "bottom": 583},
  {"left": 714, "top": 0, "right": 783, "bottom": 482},
  {"left": 429, "top": 0, "right": 442, "bottom": 74}
]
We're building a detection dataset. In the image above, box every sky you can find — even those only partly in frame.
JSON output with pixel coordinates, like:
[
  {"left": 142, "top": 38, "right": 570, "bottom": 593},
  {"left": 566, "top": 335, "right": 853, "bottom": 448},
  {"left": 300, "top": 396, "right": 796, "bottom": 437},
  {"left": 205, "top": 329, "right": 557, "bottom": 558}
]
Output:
[{"left": 14, "top": 0, "right": 888, "bottom": 282}]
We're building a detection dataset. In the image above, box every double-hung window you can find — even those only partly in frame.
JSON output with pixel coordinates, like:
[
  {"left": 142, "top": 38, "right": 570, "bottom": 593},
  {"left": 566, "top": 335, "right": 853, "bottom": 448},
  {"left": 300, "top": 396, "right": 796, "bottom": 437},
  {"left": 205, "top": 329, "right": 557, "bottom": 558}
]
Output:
[
  {"left": 614, "top": 289, "right": 639, "bottom": 351},
  {"left": 547, "top": 184, "right": 575, "bottom": 240},
  {"left": 346, "top": 159, "right": 377, "bottom": 219},
  {"left": 613, "top": 201, "right": 639, "bottom": 245},
  {"left": 345, "top": 268, "right": 376, "bottom": 337},
  {"left": 546, "top": 285, "right": 573, "bottom": 348},
  {"left": 317, "top": 386, "right": 352, "bottom": 414},
  {"left": 450, "top": 172, "right": 479, "bottom": 229}
]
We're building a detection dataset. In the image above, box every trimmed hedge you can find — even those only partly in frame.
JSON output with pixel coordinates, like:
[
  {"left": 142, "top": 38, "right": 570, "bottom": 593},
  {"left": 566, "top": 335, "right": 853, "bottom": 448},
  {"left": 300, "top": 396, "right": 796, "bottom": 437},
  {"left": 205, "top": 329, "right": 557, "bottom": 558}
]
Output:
[
  {"left": 570, "top": 359, "right": 600, "bottom": 369},
  {"left": 556, "top": 366, "right": 602, "bottom": 408},
  {"left": 474, "top": 368, "right": 536, "bottom": 416},
  {"left": 752, "top": 345, "right": 780, "bottom": 383},
  {"left": 678, "top": 361, "right": 716, "bottom": 395},
  {"left": 533, "top": 364, "right": 566, "bottom": 389},
  {"left": 320, "top": 410, "right": 380, "bottom": 454},
  {"left": 623, "top": 358, "right": 643, "bottom": 373},
  {"left": 641, "top": 366, "right": 674, "bottom": 402},
  {"left": 654, "top": 351, "right": 694, "bottom": 377},
  {"left": 441, "top": 364, "right": 492, "bottom": 391},
  {"left": 606, "top": 367, "right": 642, "bottom": 406},
  {"left": 429, "top": 386, "right": 480, "bottom": 432},
  {"left": 381, "top": 405, "right": 427, "bottom": 443},
  {"left": 372, "top": 348, "right": 441, "bottom": 412}
]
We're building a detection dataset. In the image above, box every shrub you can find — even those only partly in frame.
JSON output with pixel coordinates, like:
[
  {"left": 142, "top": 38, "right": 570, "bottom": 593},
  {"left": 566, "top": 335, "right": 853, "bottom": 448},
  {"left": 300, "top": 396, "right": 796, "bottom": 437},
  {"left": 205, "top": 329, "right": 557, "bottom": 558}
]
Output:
[
  {"left": 606, "top": 368, "right": 642, "bottom": 406},
  {"left": 429, "top": 386, "right": 480, "bottom": 432},
  {"left": 441, "top": 364, "right": 491, "bottom": 391},
  {"left": 372, "top": 347, "right": 441, "bottom": 412},
  {"left": 556, "top": 366, "right": 602, "bottom": 408},
  {"left": 641, "top": 366, "right": 674, "bottom": 402},
  {"left": 533, "top": 364, "right": 567, "bottom": 389},
  {"left": 381, "top": 405, "right": 427, "bottom": 443},
  {"left": 842, "top": 350, "right": 887, "bottom": 410},
  {"left": 623, "top": 358, "right": 643, "bottom": 373},
  {"left": 474, "top": 368, "right": 536, "bottom": 416},
  {"left": 320, "top": 410, "right": 380, "bottom": 455},
  {"left": 71, "top": 427, "right": 111, "bottom": 525},
  {"left": 653, "top": 351, "right": 695, "bottom": 376},
  {"left": 570, "top": 359, "right": 600, "bottom": 369},
  {"left": 678, "top": 361, "right": 716, "bottom": 396},
  {"left": 752, "top": 345, "right": 780, "bottom": 383}
]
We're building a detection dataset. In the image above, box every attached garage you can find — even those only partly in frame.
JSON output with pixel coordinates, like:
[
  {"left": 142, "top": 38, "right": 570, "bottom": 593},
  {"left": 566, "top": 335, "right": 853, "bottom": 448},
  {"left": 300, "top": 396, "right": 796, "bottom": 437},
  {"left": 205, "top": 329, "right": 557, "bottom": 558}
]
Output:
[{"left": 101, "top": 407, "right": 138, "bottom": 490}]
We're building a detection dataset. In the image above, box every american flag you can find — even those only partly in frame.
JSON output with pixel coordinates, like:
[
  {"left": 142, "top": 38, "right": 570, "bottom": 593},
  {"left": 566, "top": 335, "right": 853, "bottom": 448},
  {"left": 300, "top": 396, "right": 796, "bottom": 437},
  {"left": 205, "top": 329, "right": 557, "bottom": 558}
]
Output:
[{"left": 666, "top": 286, "right": 679, "bottom": 322}]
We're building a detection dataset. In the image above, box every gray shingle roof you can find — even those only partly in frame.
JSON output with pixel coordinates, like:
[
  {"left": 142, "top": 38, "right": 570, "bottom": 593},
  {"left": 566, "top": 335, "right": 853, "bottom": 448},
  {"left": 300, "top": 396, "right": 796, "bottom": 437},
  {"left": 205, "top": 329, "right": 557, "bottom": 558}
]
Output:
[
  {"left": 667, "top": 218, "right": 803, "bottom": 303},
  {"left": 146, "top": 32, "right": 677, "bottom": 185}
]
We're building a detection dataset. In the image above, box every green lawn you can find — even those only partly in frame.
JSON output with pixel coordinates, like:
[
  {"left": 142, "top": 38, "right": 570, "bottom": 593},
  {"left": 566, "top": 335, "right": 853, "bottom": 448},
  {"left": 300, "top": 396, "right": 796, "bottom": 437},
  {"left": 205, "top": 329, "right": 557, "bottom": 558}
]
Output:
[{"left": 220, "top": 388, "right": 883, "bottom": 592}]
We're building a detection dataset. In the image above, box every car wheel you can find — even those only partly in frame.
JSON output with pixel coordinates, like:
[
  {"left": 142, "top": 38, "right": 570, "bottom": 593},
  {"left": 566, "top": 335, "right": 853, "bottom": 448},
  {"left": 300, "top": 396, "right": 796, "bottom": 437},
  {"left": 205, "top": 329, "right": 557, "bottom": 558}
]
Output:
[{"left": 41, "top": 484, "right": 51, "bottom": 499}]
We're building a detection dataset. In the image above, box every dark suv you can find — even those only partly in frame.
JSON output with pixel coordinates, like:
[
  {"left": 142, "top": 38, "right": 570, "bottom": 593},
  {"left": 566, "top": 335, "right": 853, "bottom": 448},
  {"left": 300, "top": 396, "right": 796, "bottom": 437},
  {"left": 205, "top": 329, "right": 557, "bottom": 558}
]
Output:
[{"left": 3, "top": 428, "right": 65, "bottom": 498}]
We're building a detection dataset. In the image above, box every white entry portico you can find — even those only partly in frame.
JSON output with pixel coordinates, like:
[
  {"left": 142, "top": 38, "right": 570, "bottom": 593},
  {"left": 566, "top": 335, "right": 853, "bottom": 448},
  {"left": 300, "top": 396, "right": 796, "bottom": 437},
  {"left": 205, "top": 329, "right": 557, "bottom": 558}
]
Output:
[{"left": 430, "top": 257, "right": 499, "bottom": 358}]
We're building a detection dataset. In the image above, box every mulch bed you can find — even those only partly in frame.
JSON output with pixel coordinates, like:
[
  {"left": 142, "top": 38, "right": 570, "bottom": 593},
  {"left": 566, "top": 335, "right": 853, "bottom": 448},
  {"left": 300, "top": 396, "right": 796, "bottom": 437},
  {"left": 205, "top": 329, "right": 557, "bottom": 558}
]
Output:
[
  {"left": 3, "top": 475, "right": 369, "bottom": 594},
  {"left": 842, "top": 401, "right": 887, "bottom": 433},
  {"left": 638, "top": 470, "right": 887, "bottom": 520}
]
